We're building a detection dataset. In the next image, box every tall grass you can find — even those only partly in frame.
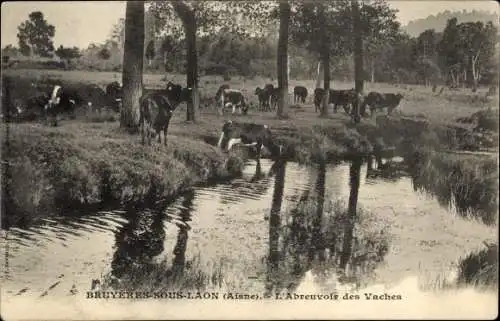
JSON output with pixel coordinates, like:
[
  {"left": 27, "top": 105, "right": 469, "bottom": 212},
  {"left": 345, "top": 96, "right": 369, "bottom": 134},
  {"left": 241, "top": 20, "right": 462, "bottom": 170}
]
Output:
[{"left": 410, "top": 150, "right": 499, "bottom": 225}]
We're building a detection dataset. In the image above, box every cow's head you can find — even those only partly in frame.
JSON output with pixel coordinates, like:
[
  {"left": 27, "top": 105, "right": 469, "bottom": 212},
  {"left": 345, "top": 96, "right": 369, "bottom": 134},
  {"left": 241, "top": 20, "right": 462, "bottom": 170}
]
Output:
[
  {"left": 165, "top": 82, "right": 183, "bottom": 103},
  {"left": 254, "top": 87, "right": 263, "bottom": 95}
]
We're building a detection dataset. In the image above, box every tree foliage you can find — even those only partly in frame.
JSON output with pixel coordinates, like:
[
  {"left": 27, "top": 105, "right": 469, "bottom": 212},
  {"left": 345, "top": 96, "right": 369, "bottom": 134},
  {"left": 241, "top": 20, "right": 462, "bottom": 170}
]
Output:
[
  {"left": 55, "top": 45, "right": 81, "bottom": 63},
  {"left": 17, "top": 11, "right": 55, "bottom": 57}
]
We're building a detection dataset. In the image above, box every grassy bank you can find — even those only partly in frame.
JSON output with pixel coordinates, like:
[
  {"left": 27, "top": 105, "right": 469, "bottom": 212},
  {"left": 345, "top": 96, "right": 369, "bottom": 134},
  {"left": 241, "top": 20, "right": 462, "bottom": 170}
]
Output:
[
  {"left": 409, "top": 150, "right": 498, "bottom": 226},
  {"left": 1, "top": 121, "right": 245, "bottom": 227}
]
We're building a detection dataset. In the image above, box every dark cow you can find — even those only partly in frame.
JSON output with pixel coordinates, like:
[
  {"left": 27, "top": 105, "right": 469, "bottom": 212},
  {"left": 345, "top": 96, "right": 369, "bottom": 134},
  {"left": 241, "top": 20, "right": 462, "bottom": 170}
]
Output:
[
  {"left": 361, "top": 92, "right": 404, "bottom": 116},
  {"left": 314, "top": 88, "right": 324, "bottom": 113},
  {"left": 217, "top": 120, "right": 283, "bottom": 161},
  {"left": 43, "top": 84, "right": 82, "bottom": 126},
  {"left": 264, "top": 84, "right": 275, "bottom": 110},
  {"left": 313, "top": 88, "right": 356, "bottom": 114},
  {"left": 330, "top": 89, "right": 357, "bottom": 114},
  {"left": 139, "top": 83, "right": 184, "bottom": 146},
  {"left": 78, "top": 84, "right": 110, "bottom": 112},
  {"left": 105, "top": 81, "right": 123, "bottom": 112},
  {"left": 254, "top": 87, "right": 270, "bottom": 111},
  {"left": 293, "top": 86, "right": 308, "bottom": 104},
  {"left": 269, "top": 87, "right": 280, "bottom": 111}
]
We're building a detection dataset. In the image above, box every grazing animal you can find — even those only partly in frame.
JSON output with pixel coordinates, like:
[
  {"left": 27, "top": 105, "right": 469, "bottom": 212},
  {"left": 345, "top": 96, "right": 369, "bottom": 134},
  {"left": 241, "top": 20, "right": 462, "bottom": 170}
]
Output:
[
  {"left": 79, "top": 84, "right": 109, "bottom": 112},
  {"left": 269, "top": 87, "right": 280, "bottom": 110},
  {"left": 313, "top": 88, "right": 356, "bottom": 114},
  {"left": 43, "top": 85, "right": 81, "bottom": 126},
  {"left": 217, "top": 120, "right": 283, "bottom": 160},
  {"left": 329, "top": 89, "right": 357, "bottom": 114},
  {"left": 254, "top": 87, "right": 270, "bottom": 111},
  {"left": 361, "top": 92, "right": 404, "bottom": 116},
  {"left": 293, "top": 86, "right": 308, "bottom": 104},
  {"left": 215, "top": 85, "right": 247, "bottom": 115},
  {"left": 105, "top": 81, "right": 123, "bottom": 112},
  {"left": 314, "top": 88, "right": 325, "bottom": 113},
  {"left": 264, "top": 84, "right": 275, "bottom": 109},
  {"left": 139, "top": 84, "right": 183, "bottom": 146}
]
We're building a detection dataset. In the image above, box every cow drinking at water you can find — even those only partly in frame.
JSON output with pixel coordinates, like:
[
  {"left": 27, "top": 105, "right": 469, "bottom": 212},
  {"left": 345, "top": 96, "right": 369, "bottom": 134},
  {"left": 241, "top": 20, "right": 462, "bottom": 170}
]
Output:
[{"left": 217, "top": 120, "right": 283, "bottom": 161}]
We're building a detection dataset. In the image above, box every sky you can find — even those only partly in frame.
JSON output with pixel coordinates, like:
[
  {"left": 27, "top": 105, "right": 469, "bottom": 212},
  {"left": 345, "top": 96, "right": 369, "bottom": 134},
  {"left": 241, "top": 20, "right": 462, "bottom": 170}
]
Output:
[{"left": 1, "top": 1, "right": 498, "bottom": 49}]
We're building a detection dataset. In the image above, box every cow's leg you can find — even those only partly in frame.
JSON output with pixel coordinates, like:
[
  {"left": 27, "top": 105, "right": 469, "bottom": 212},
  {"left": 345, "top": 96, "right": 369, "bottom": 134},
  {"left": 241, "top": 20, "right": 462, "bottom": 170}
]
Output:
[
  {"left": 255, "top": 142, "right": 262, "bottom": 162},
  {"left": 217, "top": 131, "right": 225, "bottom": 149}
]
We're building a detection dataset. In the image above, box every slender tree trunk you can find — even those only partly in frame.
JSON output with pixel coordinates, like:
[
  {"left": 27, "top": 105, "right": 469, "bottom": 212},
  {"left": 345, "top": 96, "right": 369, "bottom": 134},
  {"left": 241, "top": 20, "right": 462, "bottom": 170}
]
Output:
[
  {"left": 315, "top": 61, "right": 323, "bottom": 88},
  {"left": 121, "top": 1, "right": 144, "bottom": 132},
  {"left": 172, "top": 1, "right": 199, "bottom": 122},
  {"left": 318, "top": 3, "right": 329, "bottom": 118},
  {"left": 352, "top": 0, "right": 363, "bottom": 123},
  {"left": 370, "top": 58, "right": 375, "bottom": 83},
  {"left": 277, "top": 1, "right": 290, "bottom": 119}
]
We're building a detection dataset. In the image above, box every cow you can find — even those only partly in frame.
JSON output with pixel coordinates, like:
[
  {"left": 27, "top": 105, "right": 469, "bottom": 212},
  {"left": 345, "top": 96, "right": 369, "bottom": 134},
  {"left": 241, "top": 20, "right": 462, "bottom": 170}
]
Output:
[
  {"left": 78, "top": 84, "right": 111, "bottom": 113},
  {"left": 255, "top": 87, "right": 270, "bottom": 111},
  {"left": 361, "top": 92, "right": 404, "bottom": 117},
  {"left": 264, "top": 84, "right": 275, "bottom": 110},
  {"left": 139, "top": 83, "right": 184, "bottom": 146},
  {"left": 215, "top": 84, "right": 230, "bottom": 113},
  {"left": 269, "top": 87, "right": 280, "bottom": 111},
  {"left": 313, "top": 88, "right": 356, "bottom": 114},
  {"left": 217, "top": 120, "right": 283, "bottom": 161},
  {"left": 43, "top": 84, "right": 82, "bottom": 126},
  {"left": 330, "top": 89, "right": 357, "bottom": 114},
  {"left": 214, "top": 85, "right": 247, "bottom": 115},
  {"left": 105, "top": 81, "right": 123, "bottom": 112},
  {"left": 293, "top": 86, "right": 308, "bottom": 104}
]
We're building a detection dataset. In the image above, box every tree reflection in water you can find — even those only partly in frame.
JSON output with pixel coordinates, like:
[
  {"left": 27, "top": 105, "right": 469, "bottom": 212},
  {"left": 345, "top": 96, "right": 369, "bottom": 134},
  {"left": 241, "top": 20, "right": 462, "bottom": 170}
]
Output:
[
  {"left": 265, "top": 157, "right": 390, "bottom": 297},
  {"left": 110, "top": 191, "right": 195, "bottom": 287}
]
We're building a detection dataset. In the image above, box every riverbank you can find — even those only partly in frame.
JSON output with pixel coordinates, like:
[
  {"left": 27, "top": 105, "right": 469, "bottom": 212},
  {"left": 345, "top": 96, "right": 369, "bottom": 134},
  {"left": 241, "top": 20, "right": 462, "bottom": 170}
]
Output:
[
  {"left": 2, "top": 107, "right": 497, "bottom": 227},
  {"left": 1, "top": 121, "right": 246, "bottom": 227}
]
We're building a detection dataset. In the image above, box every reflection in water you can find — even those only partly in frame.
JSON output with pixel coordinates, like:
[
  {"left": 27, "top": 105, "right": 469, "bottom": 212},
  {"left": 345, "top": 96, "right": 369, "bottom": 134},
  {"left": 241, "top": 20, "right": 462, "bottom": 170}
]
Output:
[
  {"left": 110, "top": 206, "right": 167, "bottom": 280},
  {"left": 166, "top": 191, "right": 194, "bottom": 281},
  {"left": 340, "top": 157, "right": 362, "bottom": 271},
  {"left": 265, "top": 160, "right": 287, "bottom": 298},
  {"left": 265, "top": 158, "right": 390, "bottom": 297}
]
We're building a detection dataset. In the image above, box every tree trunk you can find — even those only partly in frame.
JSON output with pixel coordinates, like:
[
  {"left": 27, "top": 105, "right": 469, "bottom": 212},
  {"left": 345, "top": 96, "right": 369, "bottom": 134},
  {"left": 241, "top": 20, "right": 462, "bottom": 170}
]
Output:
[
  {"left": 315, "top": 61, "right": 323, "bottom": 88},
  {"left": 318, "top": 3, "right": 329, "bottom": 118},
  {"left": 351, "top": 0, "right": 363, "bottom": 123},
  {"left": 277, "top": 1, "right": 290, "bottom": 119},
  {"left": 309, "top": 161, "right": 326, "bottom": 262},
  {"left": 172, "top": 1, "right": 199, "bottom": 122},
  {"left": 370, "top": 58, "right": 375, "bottom": 83},
  {"left": 121, "top": 1, "right": 144, "bottom": 132}
]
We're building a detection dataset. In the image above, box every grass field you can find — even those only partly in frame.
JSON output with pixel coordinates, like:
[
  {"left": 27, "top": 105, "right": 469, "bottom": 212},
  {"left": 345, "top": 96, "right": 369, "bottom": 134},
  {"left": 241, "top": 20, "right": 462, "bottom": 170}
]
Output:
[{"left": 3, "top": 68, "right": 498, "bottom": 124}]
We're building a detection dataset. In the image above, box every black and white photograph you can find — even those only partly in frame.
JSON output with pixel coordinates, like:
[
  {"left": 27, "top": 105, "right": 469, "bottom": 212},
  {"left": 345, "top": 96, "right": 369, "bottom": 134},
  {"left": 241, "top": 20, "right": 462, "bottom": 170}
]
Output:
[{"left": 0, "top": 0, "right": 498, "bottom": 319}]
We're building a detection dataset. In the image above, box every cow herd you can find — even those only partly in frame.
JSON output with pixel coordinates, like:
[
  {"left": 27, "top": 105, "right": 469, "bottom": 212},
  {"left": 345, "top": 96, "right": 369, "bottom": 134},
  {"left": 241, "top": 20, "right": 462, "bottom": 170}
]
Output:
[
  {"left": 1, "top": 78, "right": 124, "bottom": 126},
  {"left": 2, "top": 76, "right": 404, "bottom": 161}
]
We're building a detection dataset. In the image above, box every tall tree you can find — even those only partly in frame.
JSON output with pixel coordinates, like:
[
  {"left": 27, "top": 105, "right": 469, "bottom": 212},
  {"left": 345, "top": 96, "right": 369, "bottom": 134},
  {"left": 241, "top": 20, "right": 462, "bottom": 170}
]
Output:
[
  {"left": 351, "top": 0, "right": 363, "bottom": 123},
  {"left": 17, "top": 11, "right": 55, "bottom": 57},
  {"left": 121, "top": 1, "right": 145, "bottom": 131},
  {"left": 438, "top": 18, "right": 462, "bottom": 87},
  {"left": 277, "top": 1, "right": 290, "bottom": 119},
  {"left": 54, "top": 46, "right": 81, "bottom": 66},
  {"left": 149, "top": 1, "right": 275, "bottom": 121},
  {"left": 171, "top": 1, "right": 199, "bottom": 122}
]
